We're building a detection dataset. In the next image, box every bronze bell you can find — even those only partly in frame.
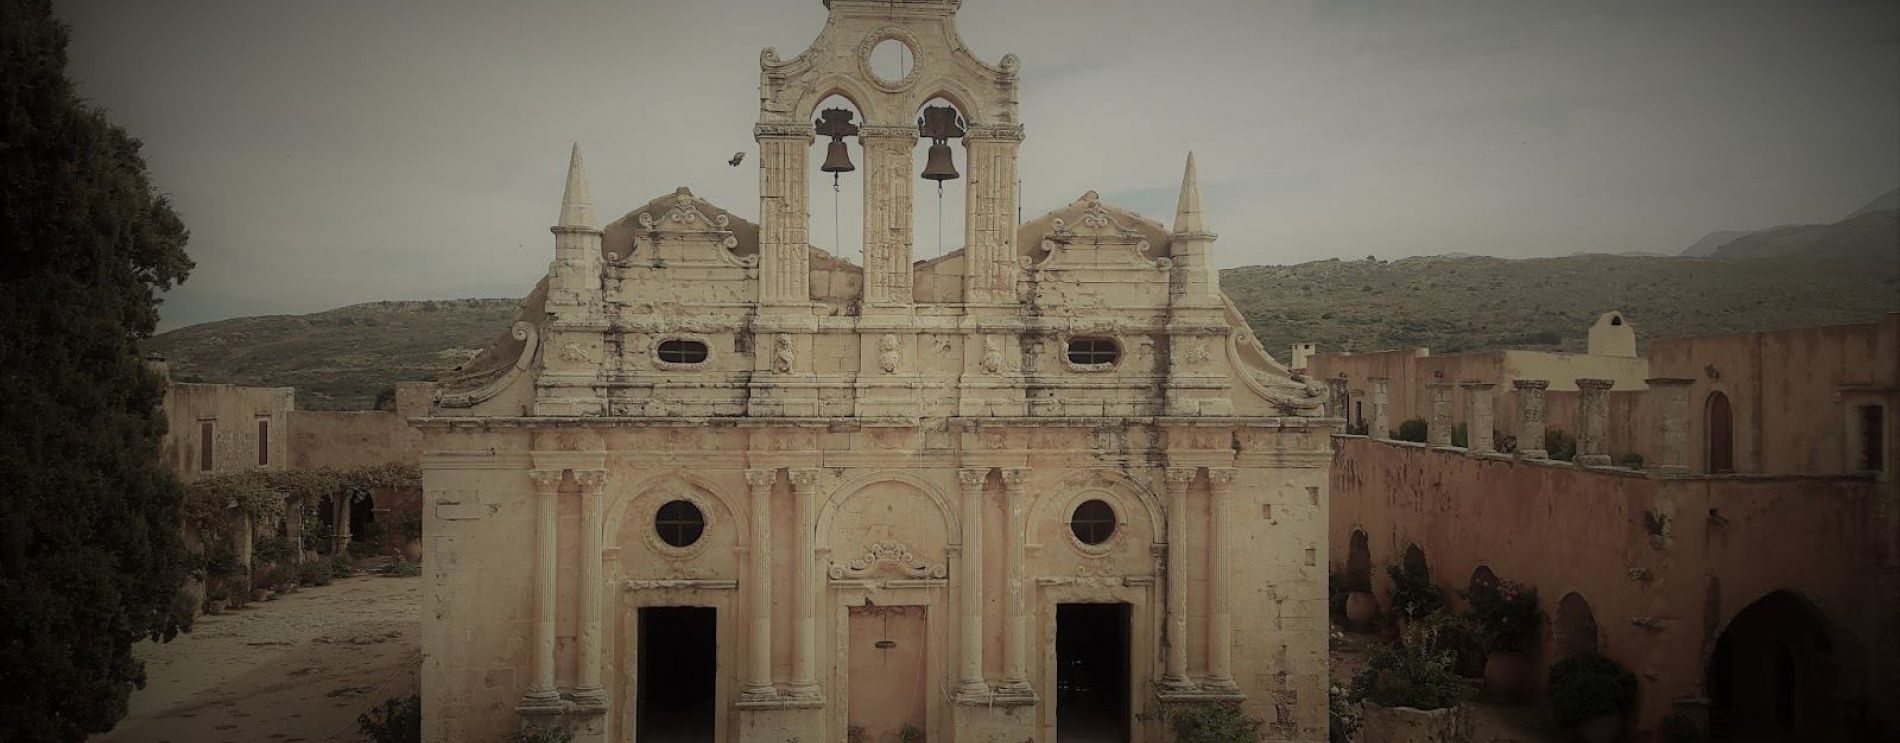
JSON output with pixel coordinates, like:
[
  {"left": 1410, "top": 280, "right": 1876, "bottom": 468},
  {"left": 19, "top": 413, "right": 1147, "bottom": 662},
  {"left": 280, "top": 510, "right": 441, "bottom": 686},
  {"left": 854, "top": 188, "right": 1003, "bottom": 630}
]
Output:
[
  {"left": 814, "top": 108, "right": 859, "bottom": 175},
  {"left": 821, "top": 139, "right": 855, "bottom": 174},
  {"left": 918, "top": 105, "right": 966, "bottom": 183},
  {"left": 921, "top": 141, "right": 958, "bottom": 182}
]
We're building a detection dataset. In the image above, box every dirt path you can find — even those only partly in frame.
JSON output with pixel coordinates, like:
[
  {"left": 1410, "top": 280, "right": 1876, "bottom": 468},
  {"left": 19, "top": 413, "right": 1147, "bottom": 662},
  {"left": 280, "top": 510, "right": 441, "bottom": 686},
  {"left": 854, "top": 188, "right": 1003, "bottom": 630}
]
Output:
[{"left": 94, "top": 574, "right": 421, "bottom": 743}]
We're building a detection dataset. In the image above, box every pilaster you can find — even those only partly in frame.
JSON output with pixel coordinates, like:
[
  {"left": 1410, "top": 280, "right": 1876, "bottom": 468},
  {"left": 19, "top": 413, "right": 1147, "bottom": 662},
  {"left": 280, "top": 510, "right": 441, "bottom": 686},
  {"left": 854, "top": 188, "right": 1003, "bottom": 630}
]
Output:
[
  {"left": 962, "top": 126, "right": 1023, "bottom": 306},
  {"left": 994, "top": 468, "right": 1036, "bottom": 703},
  {"left": 785, "top": 469, "right": 824, "bottom": 701},
  {"left": 571, "top": 469, "right": 608, "bottom": 709},
  {"left": 1202, "top": 468, "right": 1242, "bottom": 697},
  {"left": 954, "top": 467, "right": 992, "bottom": 703},
  {"left": 1158, "top": 467, "right": 1197, "bottom": 694},
  {"left": 519, "top": 470, "right": 564, "bottom": 714},
  {"left": 742, "top": 469, "right": 778, "bottom": 702},
  {"left": 755, "top": 124, "right": 814, "bottom": 309},
  {"left": 859, "top": 126, "right": 916, "bottom": 310}
]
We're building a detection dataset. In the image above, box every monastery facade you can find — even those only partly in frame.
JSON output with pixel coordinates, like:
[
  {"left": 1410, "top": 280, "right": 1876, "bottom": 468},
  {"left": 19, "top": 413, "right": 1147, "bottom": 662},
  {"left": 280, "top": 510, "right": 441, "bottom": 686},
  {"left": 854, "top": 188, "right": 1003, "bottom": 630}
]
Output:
[{"left": 417, "top": 2, "right": 1337, "bottom": 741}]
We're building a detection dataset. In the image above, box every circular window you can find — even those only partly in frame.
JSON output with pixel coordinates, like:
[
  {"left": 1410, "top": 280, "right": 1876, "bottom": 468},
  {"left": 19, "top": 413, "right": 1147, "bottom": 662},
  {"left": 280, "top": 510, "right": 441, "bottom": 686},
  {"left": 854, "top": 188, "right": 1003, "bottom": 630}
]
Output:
[
  {"left": 654, "top": 499, "right": 705, "bottom": 548},
  {"left": 1069, "top": 499, "right": 1117, "bottom": 545},
  {"left": 868, "top": 38, "right": 915, "bottom": 86}
]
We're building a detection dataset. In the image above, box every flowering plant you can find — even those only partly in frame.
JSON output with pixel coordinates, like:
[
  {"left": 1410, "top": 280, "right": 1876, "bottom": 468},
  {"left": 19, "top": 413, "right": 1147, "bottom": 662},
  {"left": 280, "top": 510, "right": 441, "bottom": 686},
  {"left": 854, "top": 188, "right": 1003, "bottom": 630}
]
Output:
[
  {"left": 1461, "top": 578, "right": 1540, "bottom": 653},
  {"left": 1386, "top": 560, "right": 1444, "bottom": 619}
]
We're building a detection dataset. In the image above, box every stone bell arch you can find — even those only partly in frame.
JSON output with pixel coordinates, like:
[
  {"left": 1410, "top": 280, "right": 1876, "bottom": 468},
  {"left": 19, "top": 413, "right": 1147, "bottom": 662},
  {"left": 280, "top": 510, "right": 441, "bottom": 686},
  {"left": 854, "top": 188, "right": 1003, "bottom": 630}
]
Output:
[{"left": 753, "top": 0, "right": 1022, "bottom": 312}]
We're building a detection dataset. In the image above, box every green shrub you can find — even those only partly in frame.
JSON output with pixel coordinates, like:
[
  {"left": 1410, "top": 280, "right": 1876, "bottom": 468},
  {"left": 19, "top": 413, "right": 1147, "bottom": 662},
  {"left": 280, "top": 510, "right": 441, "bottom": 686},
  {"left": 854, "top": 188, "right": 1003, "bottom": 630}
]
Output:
[
  {"left": 1461, "top": 578, "right": 1540, "bottom": 653},
  {"left": 204, "top": 547, "right": 241, "bottom": 579},
  {"left": 1351, "top": 641, "right": 1464, "bottom": 711},
  {"left": 357, "top": 693, "right": 422, "bottom": 743},
  {"left": 226, "top": 575, "right": 252, "bottom": 609},
  {"left": 298, "top": 559, "right": 335, "bottom": 587},
  {"left": 509, "top": 723, "right": 573, "bottom": 743},
  {"left": 253, "top": 535, "right": 296, "bottom": 564},
  {"left": 1386, "top": 560, "right": 1443, "bottom": 619},
  {"left": 1166, "top": 701, "right": 1263, "bottom": 743},
  {"left": 1407, "top": 614, "right": 1486, "bottom": 678},
  {"left": 377, "top": 560, "right": 422, "bottom": 578},
  {"left": 1328, "top": 682, "right": 1360, "bottom": 743},
  {"left": 1548, "top": 652, "right": 1637, "bottom": 726},
  {"left": 332, "top": 554, "right": 357, "bottom": 578},
  {"left": 1394, "top": 418, "right": 1429, "bottom": 443}
]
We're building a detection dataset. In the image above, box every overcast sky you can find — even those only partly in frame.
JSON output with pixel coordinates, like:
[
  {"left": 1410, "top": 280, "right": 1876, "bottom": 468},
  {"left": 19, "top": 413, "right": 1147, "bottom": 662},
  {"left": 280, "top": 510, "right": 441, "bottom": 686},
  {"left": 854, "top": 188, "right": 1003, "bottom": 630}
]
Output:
[{"left": 55, "top": 0, "right": 1900, "bottom": 331}]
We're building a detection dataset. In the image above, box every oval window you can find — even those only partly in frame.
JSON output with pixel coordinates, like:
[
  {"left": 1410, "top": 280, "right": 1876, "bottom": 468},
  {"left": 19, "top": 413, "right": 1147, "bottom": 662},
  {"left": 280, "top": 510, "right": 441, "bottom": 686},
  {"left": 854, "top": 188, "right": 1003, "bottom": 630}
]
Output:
[
  {"left": 654, "top": 499, "right": 706, "bottom": 548},
  {"left": 1069, "top": 499, "right": 1117, "bottom": 545},
  {"left": 657, "top": 339, "right": 709, "bottom": 364},
  {"left": 1066, "top": 336, "right": 1119, "bottom": 366}
]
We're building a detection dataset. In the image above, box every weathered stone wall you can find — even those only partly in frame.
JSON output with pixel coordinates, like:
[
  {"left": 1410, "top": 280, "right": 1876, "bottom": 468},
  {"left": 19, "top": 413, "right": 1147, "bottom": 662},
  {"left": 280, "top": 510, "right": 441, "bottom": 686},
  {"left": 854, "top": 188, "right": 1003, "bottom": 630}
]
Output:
[
  {"left": 1329, "top": 436, "right": 1895, "bottom": 738},
  {"left": 288, "top": 382, "right": 431, "bottom": 470},
  {"left": 160, "top": 382, "right": 295, "bottom": 481}
]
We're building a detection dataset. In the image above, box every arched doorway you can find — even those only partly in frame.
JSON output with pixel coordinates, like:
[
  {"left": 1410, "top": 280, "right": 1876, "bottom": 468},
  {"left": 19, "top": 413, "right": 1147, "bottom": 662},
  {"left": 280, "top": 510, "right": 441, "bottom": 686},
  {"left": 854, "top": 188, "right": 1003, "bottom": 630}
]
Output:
[
  {"left": 1707, "top": 391, "right": 1734, "bottom": 474},
  {"left": 1553, "top": 592, "right": 1598, "bottom": 660},
  {"left": 1706, "top": 592, "right": 1839, "bottom": 741},
  {"left": 1346, "top": 531, "right": 1373, "bottom": 592}
]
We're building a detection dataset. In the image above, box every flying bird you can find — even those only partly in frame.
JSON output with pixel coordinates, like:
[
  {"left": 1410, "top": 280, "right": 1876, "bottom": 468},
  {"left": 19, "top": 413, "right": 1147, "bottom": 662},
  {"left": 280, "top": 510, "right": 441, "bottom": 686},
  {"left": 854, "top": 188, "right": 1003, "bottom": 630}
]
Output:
[{"left": 728, "top": 152, "right": 746, "bottom": 167}]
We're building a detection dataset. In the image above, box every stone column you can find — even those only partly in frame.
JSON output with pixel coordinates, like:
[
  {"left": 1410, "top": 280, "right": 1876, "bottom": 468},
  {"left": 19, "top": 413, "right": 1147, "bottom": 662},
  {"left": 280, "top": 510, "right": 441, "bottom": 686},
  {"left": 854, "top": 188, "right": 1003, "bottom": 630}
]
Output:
[
  {"left": 954, "top": 468, "right": 991, "bottom": 701},
  {"left": 521, "top": 470, "right": 564, "bottom": 710},
  {"left": 1514, "top": 380, "right": 1550, "bottom": 459},
  {"left": 996, "top": 468, "right": 1034, "bottom": 700},
  {"left": 1647, "top": 378, "right": 1695, "bottom": 473},
  {"left": 962, "top": 126, "right": 1023, "bottom": 306},
  {"left": 1370, "top": 377, "right": 1391, "bottom": 440},
  {"left": 742, "top": 469, "right": 777, "bottom": 701},
  {"left": 1576, "top": 378, "right": 1614, "bottom": 466},
  {"left": 573, "top": 470, "right": 607, "bottom": 706},
  {"left": 786, "top": 469, "right": 822, "bottom": 699},
  {"left": 1203, "top": 468, "right": 1240, "bottom": 694},
  {"left": 859, "top": 126, "right": 916, "bottom": 308},
  {"left": 754, "top": 124, "right": 813, "bottom": 308},
  {"left": 1160, "top": 467, "right": 1197, "bottom": 692},
  {"left": 1461, "top": 381, "right": 1497, "bottom": 453},
  {"left": 1427, "top": 382, "right": 1455, "bottom": 446}
]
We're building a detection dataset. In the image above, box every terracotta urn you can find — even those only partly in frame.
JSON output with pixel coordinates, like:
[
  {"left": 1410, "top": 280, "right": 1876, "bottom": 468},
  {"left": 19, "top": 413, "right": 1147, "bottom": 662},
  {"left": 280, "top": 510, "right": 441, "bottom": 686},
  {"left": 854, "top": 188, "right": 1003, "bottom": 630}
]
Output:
[
  {"left": 402, "top": 538, "right": 423, "bottom": 563},
  {"left": 1345, "top": 591, "right": 1380, "bottom": 630},
  {"left": 1358, "top": 702, "right": 1471, "bottom": 743},
  {"left": 1577, "top": 713, "right": 1622, "bottom": 743},
  {"left": 1482, "top": 651, "right": 1536, "bottom": 704}
]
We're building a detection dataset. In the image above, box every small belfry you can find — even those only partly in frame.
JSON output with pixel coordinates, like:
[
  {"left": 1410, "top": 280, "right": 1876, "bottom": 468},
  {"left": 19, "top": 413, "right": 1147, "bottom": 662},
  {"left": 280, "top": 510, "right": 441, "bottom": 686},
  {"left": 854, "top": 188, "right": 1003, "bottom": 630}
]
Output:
[{"left": 418, "top": 2, "right": 1334, "bottom": 743}]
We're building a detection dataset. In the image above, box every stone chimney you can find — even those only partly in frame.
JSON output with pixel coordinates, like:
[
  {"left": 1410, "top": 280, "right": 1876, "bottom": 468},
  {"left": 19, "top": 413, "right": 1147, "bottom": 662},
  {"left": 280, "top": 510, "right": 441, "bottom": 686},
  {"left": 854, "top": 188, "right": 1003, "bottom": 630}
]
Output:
[
  {"left": 1461, "top": 381, "right": 1496, "bottom": 453},
  {"left": 1514, "top": 380, "right": 1550, "bottom": 459},
  {"left": 1575, "top": 378, "right": 1615, "bottom": 466}
]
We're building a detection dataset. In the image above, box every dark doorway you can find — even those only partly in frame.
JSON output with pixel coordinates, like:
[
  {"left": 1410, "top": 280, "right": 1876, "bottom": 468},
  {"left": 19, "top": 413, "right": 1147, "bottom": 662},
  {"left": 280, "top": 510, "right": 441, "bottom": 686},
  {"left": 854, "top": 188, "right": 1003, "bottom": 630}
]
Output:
[
  {"left": 1706, "top": 591, "right": 1839, "bottom": 742},
  {"left": 638, "top": 606, "right": 717, "bottom": 743},
  {"left": 349, "top": 493, "right": 376, "bottom": 543},
  {"left": 1554, "top": 592, "right": 1599, "bottom": 660},
  {"left": 1708, "top": 391, "right": 1734, "bottom": 474},
  {"left": 1057, "top": 603, "right": 1131, "bottom": 743},
  {"left": 1346, "top": 531, "right": 1373, "bottom": 592}
]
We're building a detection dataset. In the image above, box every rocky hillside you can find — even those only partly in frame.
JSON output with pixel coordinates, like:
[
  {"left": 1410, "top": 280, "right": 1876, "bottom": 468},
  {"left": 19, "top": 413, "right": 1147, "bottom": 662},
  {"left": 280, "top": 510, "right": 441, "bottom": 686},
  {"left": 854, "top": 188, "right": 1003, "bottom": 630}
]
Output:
[{"left": 146, "top": 255, "right": 1899, "bottom": 409}]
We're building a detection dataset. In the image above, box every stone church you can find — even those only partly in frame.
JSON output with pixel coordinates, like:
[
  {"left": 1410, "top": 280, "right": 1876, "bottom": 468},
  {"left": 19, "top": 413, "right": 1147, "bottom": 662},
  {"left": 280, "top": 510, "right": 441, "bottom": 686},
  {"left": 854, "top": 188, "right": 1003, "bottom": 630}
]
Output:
[{"left": 417, "top": 2, "right": 1336, "bottom": 741}]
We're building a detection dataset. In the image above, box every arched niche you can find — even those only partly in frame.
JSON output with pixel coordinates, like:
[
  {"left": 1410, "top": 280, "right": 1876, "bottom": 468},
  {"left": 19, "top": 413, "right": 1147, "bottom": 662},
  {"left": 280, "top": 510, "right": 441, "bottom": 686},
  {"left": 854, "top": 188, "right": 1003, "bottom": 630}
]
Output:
[
  {"left": 1345, "top": 530, "right": 1373, "bottom": 592},
  {"left": 1706, "top": 389, "right": 1735, "bottom": 474},
  {"left": 1401, "top": 543, "right": 1429, "bottom": 578},
  {"left": 816, "top": 472, "right": 957, "bottom": 580},
  {"left": 1553, "top": 591, "right": 1600, "bottom": 660}
]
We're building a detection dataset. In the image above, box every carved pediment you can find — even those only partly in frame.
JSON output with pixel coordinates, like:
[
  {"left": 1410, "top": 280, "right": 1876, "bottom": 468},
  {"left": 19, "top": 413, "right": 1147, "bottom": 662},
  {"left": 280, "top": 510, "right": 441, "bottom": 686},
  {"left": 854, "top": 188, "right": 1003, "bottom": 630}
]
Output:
[
  {"left": 1027, "top": 191, "right": 1171, "bottom": 272},
  {"left": 828, "top": 540, "right": 947, "bottom": 580},
  {"left": 620, "top": 187, "right": 758, "bottom": 270}
]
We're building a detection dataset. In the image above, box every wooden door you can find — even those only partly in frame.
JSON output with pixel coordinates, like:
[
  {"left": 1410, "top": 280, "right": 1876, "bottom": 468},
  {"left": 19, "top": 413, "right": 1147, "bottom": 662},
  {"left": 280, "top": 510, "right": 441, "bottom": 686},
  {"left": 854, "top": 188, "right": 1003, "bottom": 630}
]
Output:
[
  {"left": 847, "top": 605, "right": 927, "bottom": 743},
  {"left": 1708, "top": 391, "right": 1734, "bottom": 473}
]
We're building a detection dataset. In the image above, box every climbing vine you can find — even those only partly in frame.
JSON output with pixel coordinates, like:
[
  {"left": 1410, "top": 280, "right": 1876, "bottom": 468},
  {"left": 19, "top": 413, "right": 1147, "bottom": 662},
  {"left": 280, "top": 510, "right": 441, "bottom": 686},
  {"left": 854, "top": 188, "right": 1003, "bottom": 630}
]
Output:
[{"left": 181, "top": 463, "right": 422, "bottom": 536}]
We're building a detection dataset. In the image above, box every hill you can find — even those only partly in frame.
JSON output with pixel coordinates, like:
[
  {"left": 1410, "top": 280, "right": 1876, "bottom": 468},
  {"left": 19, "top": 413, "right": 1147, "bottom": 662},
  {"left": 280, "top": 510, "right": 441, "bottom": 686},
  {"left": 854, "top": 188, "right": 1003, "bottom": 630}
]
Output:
[
  {"left": 146, "top": 255, "right": 1899, "bottom": 409},
  {"left": 1705, "top": 209, "right": 1898, "bottom": 262},
  {"left": 1679, "top": 230, "right": 1754, "bottom": 257}
]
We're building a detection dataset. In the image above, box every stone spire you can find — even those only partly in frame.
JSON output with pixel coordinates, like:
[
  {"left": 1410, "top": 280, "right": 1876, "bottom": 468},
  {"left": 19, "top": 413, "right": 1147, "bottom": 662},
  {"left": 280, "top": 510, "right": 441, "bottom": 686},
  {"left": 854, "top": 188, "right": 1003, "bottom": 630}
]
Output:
[
  {"left": 1173, "top": 151, "right": 1212, "bottom": 236},
  {"left": 557, "top": 143, "right": 595, "bottom": 229}
]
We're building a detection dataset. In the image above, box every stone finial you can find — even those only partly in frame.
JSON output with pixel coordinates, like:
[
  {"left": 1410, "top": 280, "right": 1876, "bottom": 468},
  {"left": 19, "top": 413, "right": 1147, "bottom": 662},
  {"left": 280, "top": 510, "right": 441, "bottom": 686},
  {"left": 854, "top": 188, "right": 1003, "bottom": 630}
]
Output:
[
  {"left": 557, "top": 143, "right": 595, "bottom": 229},
  {"left": 1172, "top": 152, "right": 1212, "bottom": 236}
]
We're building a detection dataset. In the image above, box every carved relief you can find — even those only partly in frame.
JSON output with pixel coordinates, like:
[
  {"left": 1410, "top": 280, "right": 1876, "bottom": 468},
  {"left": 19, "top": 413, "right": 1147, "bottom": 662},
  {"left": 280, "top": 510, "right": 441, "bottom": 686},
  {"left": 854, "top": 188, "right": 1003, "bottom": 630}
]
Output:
[
  {"left": 981, "top": 336, "right": 1004, "bottom": 374},
  {"left": 773, "top": 334, "right": 796, "bottom": 373},
  {"left": 878, "top": 333, "right": 902, "bottom": 373},
  {"left": 829, "top": 541, "right": 947, "bottom": 580}
]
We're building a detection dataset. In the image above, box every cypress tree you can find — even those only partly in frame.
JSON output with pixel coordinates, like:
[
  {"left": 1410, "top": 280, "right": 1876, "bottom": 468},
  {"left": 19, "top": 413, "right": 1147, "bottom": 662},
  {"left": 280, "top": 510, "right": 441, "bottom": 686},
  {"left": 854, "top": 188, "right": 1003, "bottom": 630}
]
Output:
[{"left": 0, "top": 0, "right": 196, "bottom": 739}]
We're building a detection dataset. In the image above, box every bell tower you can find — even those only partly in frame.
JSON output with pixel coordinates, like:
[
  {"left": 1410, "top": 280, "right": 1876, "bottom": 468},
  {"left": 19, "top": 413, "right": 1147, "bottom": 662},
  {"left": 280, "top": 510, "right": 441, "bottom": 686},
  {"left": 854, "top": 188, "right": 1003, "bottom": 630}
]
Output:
[{"left": 753, "top": 0, "right": 1022, "bottom": 313}]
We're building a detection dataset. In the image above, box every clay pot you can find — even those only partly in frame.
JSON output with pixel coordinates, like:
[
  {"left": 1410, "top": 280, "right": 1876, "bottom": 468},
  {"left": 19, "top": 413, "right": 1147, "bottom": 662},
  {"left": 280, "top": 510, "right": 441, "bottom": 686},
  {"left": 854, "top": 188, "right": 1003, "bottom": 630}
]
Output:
[
  {"left": 1577, "top": 713, "right": 1623, "bottom": 743},
  {"left": 1482, "top": 651, "right": 1535, "bottom": 704},
  {"left": 1358, "top": 702, "right": 1470, "bottom": 743},
  {"left": 1345, "top": 591, "right": 1381, "bottom": 631},
  {"left": 401, "top": 538, "right": 423, "bottom": 563}
]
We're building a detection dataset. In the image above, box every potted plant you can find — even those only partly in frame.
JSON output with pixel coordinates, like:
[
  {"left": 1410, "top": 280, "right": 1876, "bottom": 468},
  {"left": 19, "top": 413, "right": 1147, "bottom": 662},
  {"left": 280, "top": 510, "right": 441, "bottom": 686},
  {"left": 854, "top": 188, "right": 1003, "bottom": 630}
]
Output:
[
  {"left": 1461, "top": 578, "right": 1540, "bottom": 702},
  {"left": 1548, "top": 652, "right": 1637, "bottom": 743},
  {"left": 1351, "top": 638, "right": 1471, "bottom": 742},
  {"left": 1387, "top": 560, "right": 1444, "bottom": 636}
]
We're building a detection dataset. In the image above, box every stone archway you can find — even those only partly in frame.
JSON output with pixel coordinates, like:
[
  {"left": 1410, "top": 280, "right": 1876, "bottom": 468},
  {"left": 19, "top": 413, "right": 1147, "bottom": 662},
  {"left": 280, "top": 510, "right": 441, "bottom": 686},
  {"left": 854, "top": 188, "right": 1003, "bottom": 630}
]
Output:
[
  {"left": 1553, "top": 592, "right": 1599, "bottom": 660},
  {"left": 1706, "top": 591, "right": 1840, "bottom": 741}
]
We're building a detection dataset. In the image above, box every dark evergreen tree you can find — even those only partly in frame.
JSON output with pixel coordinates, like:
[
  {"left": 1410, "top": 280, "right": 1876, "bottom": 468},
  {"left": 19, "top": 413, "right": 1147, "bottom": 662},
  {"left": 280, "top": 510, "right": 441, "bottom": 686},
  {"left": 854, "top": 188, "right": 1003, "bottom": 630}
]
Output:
[{"left": 0, "top": 0, "right": 195, "bottom": 739}]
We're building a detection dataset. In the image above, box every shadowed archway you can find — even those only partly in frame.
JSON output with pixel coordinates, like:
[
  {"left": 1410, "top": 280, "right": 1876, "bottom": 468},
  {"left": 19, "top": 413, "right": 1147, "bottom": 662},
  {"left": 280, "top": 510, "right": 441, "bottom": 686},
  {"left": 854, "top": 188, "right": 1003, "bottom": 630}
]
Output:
[{"left": 1706, "top": 591, "right": 1840, "bottom": 742}]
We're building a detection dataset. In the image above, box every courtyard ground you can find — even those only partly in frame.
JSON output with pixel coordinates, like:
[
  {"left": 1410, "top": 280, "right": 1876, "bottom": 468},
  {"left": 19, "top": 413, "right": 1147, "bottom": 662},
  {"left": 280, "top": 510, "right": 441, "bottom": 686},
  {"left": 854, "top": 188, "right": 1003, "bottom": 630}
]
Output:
[
  {"left": 1329, "top": 626, "right": 1565, "bottom": 743},
  {"left": 93, "top": 572, "right": 421, "bottom": 743}
]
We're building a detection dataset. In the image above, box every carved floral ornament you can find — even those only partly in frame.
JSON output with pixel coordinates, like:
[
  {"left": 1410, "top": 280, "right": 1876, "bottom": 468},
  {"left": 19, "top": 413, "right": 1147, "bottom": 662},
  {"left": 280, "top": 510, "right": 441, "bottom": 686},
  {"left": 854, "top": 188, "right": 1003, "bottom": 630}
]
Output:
[
  {"left": 857, "top": 27, "right": 926, "bottom": 93},
  {"left": 1029, "top": 192, "right": 1172, "bottom": 272},
  {"left": 829, "top": 540, "right": 947, "bottom": 580}
]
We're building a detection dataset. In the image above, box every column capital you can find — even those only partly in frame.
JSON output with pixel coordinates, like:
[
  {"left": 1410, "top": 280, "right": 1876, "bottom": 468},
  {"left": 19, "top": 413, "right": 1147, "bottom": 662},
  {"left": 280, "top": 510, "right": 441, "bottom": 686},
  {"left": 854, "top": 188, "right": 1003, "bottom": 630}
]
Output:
[
  {"left": 965, "top": 124, "right": 1025, "bottom": 142},
  {"left": 956, "top": 467, "right": 991, "bottom": 489},
  {"left": 571, "top": 469, "right": 607, "bottom": 492},
  {"left": 1163, "top": 467, "right": 1197, "bottom": 490},
  {"left": 1205, "top": 467, "right": 1238, "bottom": 490},
  {"left": 753, "top": 122, "right": 815, "bottom": 140},
  {"left": 744, "top": 469, "right": 777, "bottom": 491},
  {"left": 998, "top": 468, "right": 1030, "bottom": 490},
  {"left": 529, "top": 469, "right": 565, "bottom": 494},
  {"left": 1576, "top": 378, "right": 1615, "bottom": 391},
  {"left": 787, "top": 468, "right": 821, "bottom": 492},
  {"left": 1513, "top": 379, "right": 1550, "bottom": 391}
]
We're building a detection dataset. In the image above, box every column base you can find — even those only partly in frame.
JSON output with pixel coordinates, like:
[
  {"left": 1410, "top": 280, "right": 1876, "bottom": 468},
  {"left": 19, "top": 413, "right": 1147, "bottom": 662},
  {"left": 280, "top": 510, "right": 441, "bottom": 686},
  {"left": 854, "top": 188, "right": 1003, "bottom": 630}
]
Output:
[
  {"left": 1200, "top": 676, "right": 1245, "bottom": 699},
  {"left": 782, "top": 682, "right": 827, "bottom": 705},
  {"left": 951, "top": 697, "right": 1037, "bottom": 743},
  {"left": 738, "top": 701, "right": 824, "bottom": 743},
  {"left": 990, "top": 679, "right": 1038, "bottom": 706},
  {"left": 1157, "top": 675, "right": 1200, "bottom": 696},
  {"left": 737, "top": 683, "right": 780, "bottom": 706},
  {"left": 952, "top": 679, "right": 993, "bottom": 704},
  {"left": 516, "top": 688, "right": 564, "bottom": 716}
]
